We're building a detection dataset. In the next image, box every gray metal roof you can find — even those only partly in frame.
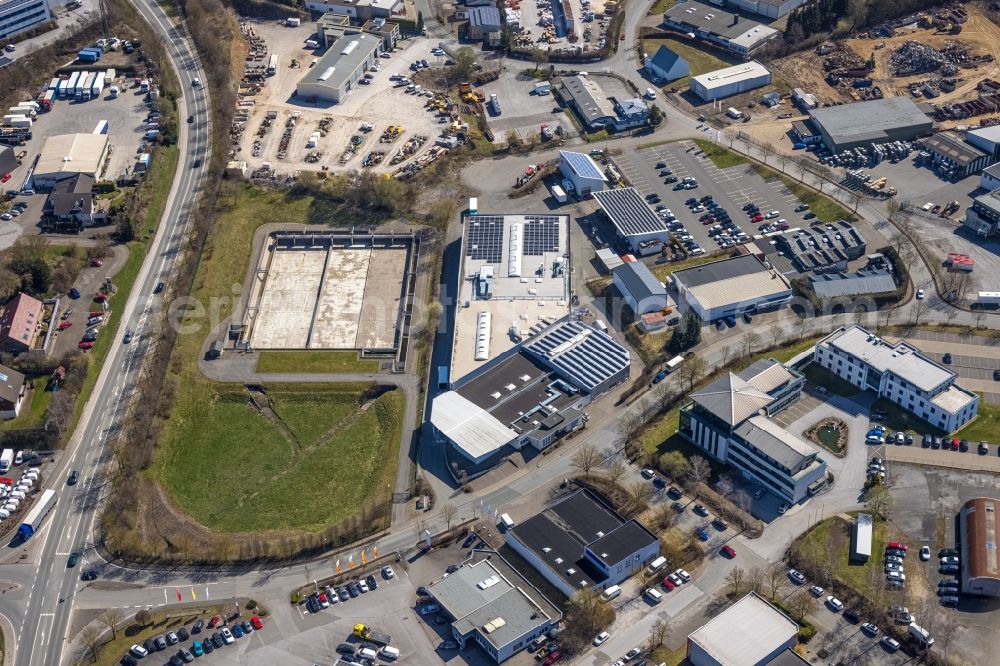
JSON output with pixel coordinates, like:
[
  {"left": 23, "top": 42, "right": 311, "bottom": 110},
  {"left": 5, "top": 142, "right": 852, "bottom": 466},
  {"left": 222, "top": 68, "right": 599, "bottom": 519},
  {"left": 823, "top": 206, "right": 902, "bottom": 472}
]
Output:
[
  {"left": 592, "top": 187, "right": 666, "bottom": 238},
  {"left": 982, "top": 162, "right": 1000, "bottom": 180},
  {"left": 809, "top": 97, "right": 933, "bottom": 146},
  {"left": 672, "top": 254, "right": 769, "bottom": 290},
  {"left": 649, "top": 45, "right": 684, "bottom": 72},
  {"left": 0, "top": 363, "right": 24, "bottom": 406},
  {"left": 560, "top": 151, "right": 607, "bottom": 181},
  {"left": 810, "top": 270, "right": 896, "bottom": 298},
  {"left": 560, "top": 75, "right": 615, "bottom": 125},
  {"left": 524, "top": 319, "right": 630, "bottom": 392},
  {"left": 664, "top": 0, "right": 766, "bottom": 40},
  {"left": 469, "top": 5, "right": 501, "bottom": 27},
  {"left": 688, "top": 592, "right": 799, "bottom": 666},
  {"left": 775, "top": 221, "right": 866, "bottom": 273},
  {"left": 921, "top": 131, "right": 989, "bottom": 166},
  {"left": 297, "top": 32, "right": 381, "bottom": 92},
  {"left": 613, "top": 261, "right": 665, "bottom": 302},
  {"left": 690, "top": 373, "right": 774, "bottom": 427},
  {"left": 734, "top": 415, "right": 817, "bottom": 472}
]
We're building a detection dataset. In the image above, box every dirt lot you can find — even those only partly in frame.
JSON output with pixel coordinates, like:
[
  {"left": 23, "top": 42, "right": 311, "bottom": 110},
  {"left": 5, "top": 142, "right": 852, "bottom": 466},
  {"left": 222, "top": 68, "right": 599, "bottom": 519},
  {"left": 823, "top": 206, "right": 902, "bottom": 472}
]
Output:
[
  {"left": 234, "top": 20, "right": 443, "bottom": 175},
  {"left": 771, "top": 5, "right": 1000, "bottom": 107}
]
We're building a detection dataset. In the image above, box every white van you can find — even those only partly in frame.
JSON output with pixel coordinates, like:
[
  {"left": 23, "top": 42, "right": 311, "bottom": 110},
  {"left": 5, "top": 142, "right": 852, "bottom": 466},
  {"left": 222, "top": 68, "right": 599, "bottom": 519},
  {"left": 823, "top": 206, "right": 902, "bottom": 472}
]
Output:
[
  {"left": 498, "top": 513, "right": 515, "bottom": 531},
  {"left": 379, "top": 646, "right": 400, "bottom": 660},
  {"left": 0, "top": 509, "right": 8, "bottom": 519},
  {"left": 530, "top": 635, "right": 548, "bottom": 650},
  {"left": 601, "top": 584, "right": 621, "bottom": 601},
  {"left": 358, "top": 647, "right": 379, "bottom": 661},
  {"left": 644, "top": 588, "right": 663, "bottom": 604},
  {"left": 645, "top": 87, "right": 657, "bottom": 100},
  {"left": 646, "top": 556, "right": 668, "bottom": 575},
  {"left": 10, "top": 490, "right": 24, "bottom": 500}
]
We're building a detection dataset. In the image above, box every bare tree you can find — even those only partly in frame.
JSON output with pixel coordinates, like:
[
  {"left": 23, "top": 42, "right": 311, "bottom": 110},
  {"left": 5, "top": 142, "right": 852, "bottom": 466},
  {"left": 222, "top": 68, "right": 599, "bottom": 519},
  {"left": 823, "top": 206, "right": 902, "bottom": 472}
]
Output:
[
  {"left": 765, "top": 565, "right": 787, "bottom": 601},
  {"left": 652, "top": 381, "right": 673, "bottom": 411},
  {"left": 975, "top": 309, "right": 987, "bottom": 330},
  {"left": 79, "top": 625, "right": 105, "bottom": 663},
  {"left": 101, "top": 608, "right": 125, "bottom": 639},
  {"left": 688, "top": 455, "right": 711, "bottom": 491},
  {"left": 135, "top": 609, "right": 152, "bottom": 626},
  {"left": 725, "top": 565, "right": 747, "bottom": 598},
  {"left": 945, "top": 307, "right": 959, "bottom": 326},
  {"left": 741, "top": 330, "right": 762, "bottom": 357},
  {"left": 616, "top": 412, "right": 642, "bottom": 450},
  {"left": 733, "top": 489, "right": 752, "bottom": 515},
  {"left": 440, "top": 503, "right": 458, "bottom": 531},
  {"left": 674, "top": 355, "right": 706, "bottom": 393},
  {"left": 605, "top": 458, "right": 627, "bottom": 485},
  {"left": 720, "top": 345, "right": 731, "bottom": 366},
  {"left": 572, "top": 444, "right": 602, "bottom": 478},
  {"left": 759, "top": 142, "right": 775, "bottom": 165},
  {"left": 796, "top": 316, "right": 811, "bottom": 341},
  {"left": 911, "top": 297, "right": 930, "bottom": 326},
  {"left": 747, "top": 566, "right": 765, "bottom": 595},
  {"left": 768, "top": 324, "right": 782, "bottom": 347},
  {"left": 786, "top": 590, "right": 812, "bottom": 622},
  {"left": 777, "top": 152, "right": 790, "bottom": 176},
  {"left": 647, "top": 617, "right": 669, "bottom": 651},
  {"left": 629, "top": 481, "right": 653, "bottom": 513},
  {"left": 715, "top": 474, "right": 735, "bottom": 498}
]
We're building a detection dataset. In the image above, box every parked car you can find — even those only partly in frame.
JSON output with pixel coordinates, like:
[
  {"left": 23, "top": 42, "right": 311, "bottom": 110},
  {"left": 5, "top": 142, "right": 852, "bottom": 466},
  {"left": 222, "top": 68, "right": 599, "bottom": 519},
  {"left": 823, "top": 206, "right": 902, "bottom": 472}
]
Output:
[
  {"left": 593, "top": 631, "right": 609, "bottom": 646},
  {"left": 809, "top": 585, "right": 824, "bottom": 597},
  {"left": 721, "top": 544, "right": 736, "bottom": 558},
  {"left": 881, "top": 636, "right": 901, "bottom": 652},
  {"left": 788, "top": 569, "right": 806, "bottom": 585},
  {"left": 693, "top": 504, "right": 709, "bottom": 516},
  {"left": 826, "top": 596, "right": 844, "bottom": 612},
  {"left": 382, "top": 565, "right": 395, "bottom": 579}
]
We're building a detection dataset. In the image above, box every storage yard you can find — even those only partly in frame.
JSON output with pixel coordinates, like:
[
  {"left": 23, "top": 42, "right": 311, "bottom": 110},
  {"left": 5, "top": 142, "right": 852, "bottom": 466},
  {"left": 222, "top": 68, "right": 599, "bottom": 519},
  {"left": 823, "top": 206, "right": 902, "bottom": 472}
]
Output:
[
  {"left": 243, "top": 231, "right": 416, "bottom": 353},
  {"left": 231, "top": 20, "right": 445, "bottom": 177}
]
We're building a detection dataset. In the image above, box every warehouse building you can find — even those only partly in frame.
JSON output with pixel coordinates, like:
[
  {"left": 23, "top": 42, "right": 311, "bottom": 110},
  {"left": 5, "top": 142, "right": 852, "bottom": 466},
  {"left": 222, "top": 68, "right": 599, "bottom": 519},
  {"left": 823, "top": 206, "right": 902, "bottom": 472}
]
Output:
[
  {"left": 773, "top": 221, "right": 866, "bottom": 274},
  {"left": 613, "top": 261, "right": 667, "bottom": 315},
  {"left": 295, "top": 32, "right": 382, "bottom": 103},
  {"left": 645, "top": 45, "right": 689, "bottom": 82},
  {"left": 851, "top": 513, "right": 873, "bottom": 563},
  {"left": 959, "top": 497, "right": 1000, "bottom": 597},
  {"left": 0, "top": 0, "right": 52, "bottom": 41},
  {"left": 305, "top": 0, "right": 402, "bottom": 20},
  {"left": 791, "top": 120, "right": 822, "bottom": 145},
  {"left": 32, "top": 133, "right": 110, "bottom": 189},
  {"left": 809, "top": 270, "right": 896, "bottom": 299},
  {"left": 468, "top": 6, "right": 501, "bottom": 39},
  {"left": 727, "top": 0, "right": 807, "bottom": 19},
  {"left": 690, "top": 61, "right": 772, "bottom": 102},
  {"left": 814, "top": 325, "right": 979, "bottom": 432},
  {"left": 687, "top": 592, "right": 802, "bottom": 666},
  {"left": 670, "top": 255, "right": 792, "bottom": 323},
  {"left": 979, "top": 162, "right": 1000, "bottom": 191},
  {"left": 558, "top": 150, "right": 607, "bottom": 195},
  {"left": 558, "top": 76, "right": 650, "bottom": 131},
  {"left": 680, "top": 359, "right": 827, "bottom": 504},
  {"left": 966, "top": 125, "right": 1000, "bottom": 160},
  {"left": 662, "top": 1, "right": 779, "bottom": 56},
  {"left": 592, "top": 187, "right": 667, "bottom": 251},
  {"left": 427, "top": 554, "right": 561, "bottom": 663},
  {"left": 808, "top": 97, "right": 934, "bottom": 153},
  {"left": 506, "top": 489, "right": 660, "bottom": 597},
  {"left": 431, "top": 319, "right": 630, "bottom": 465},
  {"left": 918, "top": 131, "right": 992, "bottom": 180}
]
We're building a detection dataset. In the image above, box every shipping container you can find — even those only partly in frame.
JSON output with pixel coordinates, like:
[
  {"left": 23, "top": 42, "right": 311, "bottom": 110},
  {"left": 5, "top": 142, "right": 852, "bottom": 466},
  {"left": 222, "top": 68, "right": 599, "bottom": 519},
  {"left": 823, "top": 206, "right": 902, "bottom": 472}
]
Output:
[
  {"left": 105, "top": 68, "right": 115, "bottom": 81},
  {"left": 57, "top": 79, "right": 70, "bottom": 98},
  {"left": 48, "top": 78, "right": 60, "bottom": 91},
  {"left": 41, "top": 90, "right": 55, "bottom": 110},
  {"left": 9, "top": 118, "right": 32, "bottom": 129},
  {"left": 9, "top": 106, "right": 35, "bottom": 118},
  {"left": 17, "top": 489, "right": 56, "bottom": 542},
  {"left": 81, "top": 73, "right": 96, "bottom": 100},
  {"left": 92, "top": 72, "right": 105, "bottom": 98},
  {"left": 286, "top": 17, "right": 300, "bottom": 26},
  {"left": 64, "top": 71, "right": 80, "bottom": 98}
]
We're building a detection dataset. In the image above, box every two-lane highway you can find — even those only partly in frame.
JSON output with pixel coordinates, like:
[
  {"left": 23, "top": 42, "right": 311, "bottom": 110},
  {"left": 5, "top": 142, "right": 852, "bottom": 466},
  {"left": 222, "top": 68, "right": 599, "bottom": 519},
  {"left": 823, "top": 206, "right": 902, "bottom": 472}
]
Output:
[{"left": 11, "top": 2, "right": 214, "bottom": 665}]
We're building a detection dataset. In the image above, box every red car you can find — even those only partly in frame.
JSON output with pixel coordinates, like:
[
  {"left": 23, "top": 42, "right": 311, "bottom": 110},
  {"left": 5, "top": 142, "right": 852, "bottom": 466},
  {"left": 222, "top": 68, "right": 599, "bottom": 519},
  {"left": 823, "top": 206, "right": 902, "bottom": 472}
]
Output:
[
  {"left": 93, "top": 294, "right": 108, "bottom": 303},
  {"left": 78, "top": 341, "right": 94, "bottom": 350},
  {"left": 207, "top": 615, "right": 222, "bottom": 628},
  {"left": 951, "top": 438, "right": 960, "bottom": 451},
  {"left": 662, "top": 578, "right": 675, "bottom": 590},
  {"left": 887, "top": 541, "right": 907, "bottom": 551},
  {"left": 751, "top": 214, "right": 764, "bottom": 223},
  {"left": 89, "top": 259, "right": 103, "bottom": 267},
  {"left": 721, "top": 544, "right": 736, "bottom": 558},
  {"left": 58, "top": 321, "right": 72, "bottom": 330},
  {"left": 250, "top": 616, "right": 263, "bottom": 630},
  {"left": 544, "top": 650, "right": 562, "bottom": 665}
]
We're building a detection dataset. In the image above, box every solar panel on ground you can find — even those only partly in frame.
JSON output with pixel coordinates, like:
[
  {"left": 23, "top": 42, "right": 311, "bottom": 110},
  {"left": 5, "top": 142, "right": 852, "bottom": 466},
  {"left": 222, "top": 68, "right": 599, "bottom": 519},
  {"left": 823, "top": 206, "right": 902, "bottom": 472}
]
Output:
[
  {"left": 467, "top": 216, "right": 504, "bottom": 263},
  {"left": 523, "top": 216, "right": 560, "bottom": 255}
]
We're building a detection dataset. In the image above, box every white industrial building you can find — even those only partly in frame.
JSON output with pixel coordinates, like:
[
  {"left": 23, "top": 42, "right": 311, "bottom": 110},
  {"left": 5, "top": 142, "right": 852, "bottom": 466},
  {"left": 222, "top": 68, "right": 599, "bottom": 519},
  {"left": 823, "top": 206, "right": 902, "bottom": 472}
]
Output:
[
  {"left": 966, "top": 125, "right": 1000, "bottom": 161},
  {"left": 814, "top": 325, "right": 979, "bottom": 432},
  {"left": 592, "top": 187, "right": 668, "bottom": 251},
  {"left": 32, "top": 133, "right": 110, "bottom": 189},
  {"left": 613, "top": 261, "right": 667, "bottom": 315},
  {"left": 728, "top": 0, "right": 807, "bottom": 19},
  {"left": 851, "top": 513, "right": 873, "bottom": 563},
  {"left": 304, "top": 0, "right": 402, "bottom": 19},
  {"left": 670, "top": 255, "right": 792, "bottom": 323},
  {"left": 0, "top": 0, "right": 52, "bottom": 41},
  {"left": 295, "top": 32, "right": 381, "bottom": 103},
  {"left": 690, "top": 61, "right": 772, "bottom": 102},
  {"left": 558, "top": 151, "right": 607, "bottom": 196},
  {"left": 687, "top": 592, "right": 803, "bottom": 666},
  {"left": 644, "top": 45, "right": 689, "bottom": 82},
  {"left": 980, "top": 162, "right": 1000, "bottom": 191},
  {"left": 663, "top": 1, "right": 778, "bottom": 57}
]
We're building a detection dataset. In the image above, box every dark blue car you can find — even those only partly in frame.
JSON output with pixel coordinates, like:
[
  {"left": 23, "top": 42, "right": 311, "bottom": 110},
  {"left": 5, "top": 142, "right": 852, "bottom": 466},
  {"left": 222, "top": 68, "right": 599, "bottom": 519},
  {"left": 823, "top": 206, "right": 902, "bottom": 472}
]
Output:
[
  {"left": 69, "top": 287, "right": 80, "bottom": 299},
  {"left": 651, "top": 370, "right": 667, "bottom": 385},
  {"left": 725, "top": 315, "right": 737, "bottom": 327},
  {"left": 695, "top": 527, "right": 710, "bottom": 541},
  {"left": 231, "top": 624, "right": 244, "bottom": 638}
]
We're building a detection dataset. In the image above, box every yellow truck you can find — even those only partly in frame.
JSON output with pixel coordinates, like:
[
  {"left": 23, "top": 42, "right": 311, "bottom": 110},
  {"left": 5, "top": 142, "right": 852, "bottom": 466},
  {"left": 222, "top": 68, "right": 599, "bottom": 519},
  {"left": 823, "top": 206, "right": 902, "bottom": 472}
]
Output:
[{"left": 353, "top": 623, "right": 391, "bottom": 646}]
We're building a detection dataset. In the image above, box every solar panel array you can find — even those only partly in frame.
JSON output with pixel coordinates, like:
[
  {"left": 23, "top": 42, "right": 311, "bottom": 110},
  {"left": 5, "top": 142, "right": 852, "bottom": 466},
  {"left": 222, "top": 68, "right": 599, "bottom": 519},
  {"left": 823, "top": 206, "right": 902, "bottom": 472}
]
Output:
[
  {"left": 560, "top": 151, "right": 606, "bottom": 181},
  {"left": 592, "top": 188, "right": 666, "bottom": 238},
  {"left": 525, "top": 320, "right": 630, "bottom": 392},
  {"left": 523, "top": 216, "right": 561, "bottom": 256},
  {"left": 466, "top": 216, "right": 504, "bottom": 263}
]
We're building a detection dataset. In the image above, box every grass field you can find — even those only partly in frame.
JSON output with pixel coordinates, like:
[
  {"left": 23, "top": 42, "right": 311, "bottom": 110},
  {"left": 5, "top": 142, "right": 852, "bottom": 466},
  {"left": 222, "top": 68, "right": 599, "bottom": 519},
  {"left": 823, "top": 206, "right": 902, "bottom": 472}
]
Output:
[
  {"left": 871, "top": 397, "right": 943, "bottom": 437},
  {"left": 954, "top": 397, "right": 999, "bottom": 442},
  {"left": 256, "top": 351, "right": 379, "bottom": 374},
  {"left": 649, "top": 251, "right": 723, "bottom": 282},
  {"left": 0, "top": 377, "right": 51, "bottom": 432},
  {"left": 693, "top": 139, "right": 749, "bottom": 169},
  {"left": 152, "top": 383, "right": 403, "bottom": 532},
  {"left": 648, "top": 0, "right": 676, "bottom": 14},
  {"left": 753, "top": 163, "right": 856, "bottom": 222},
  {"left": 641, "top": 38, "right": 737, "bottom": 90}
]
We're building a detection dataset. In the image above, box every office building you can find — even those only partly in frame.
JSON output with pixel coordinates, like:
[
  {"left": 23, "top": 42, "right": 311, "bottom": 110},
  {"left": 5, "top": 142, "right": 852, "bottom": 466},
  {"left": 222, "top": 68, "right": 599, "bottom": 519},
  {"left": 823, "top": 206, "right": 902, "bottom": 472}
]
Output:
[
  {"left": 814, "top": 325, "right": 979, "bottom": 432},
  {"left": 506, "top": 489, "right": 660, "bottom": 596},
  {"left": 959, "top": 497, "right": 1000, "bottom": 597},
  {"left": 305, "top": 0, "right": 402, "bottom": 20},
  {"left": 0, "top": 0, "right": 52, "bottom": 41},
  {"left": 670, "top": 255, "right": 792, "bottom": 323}
]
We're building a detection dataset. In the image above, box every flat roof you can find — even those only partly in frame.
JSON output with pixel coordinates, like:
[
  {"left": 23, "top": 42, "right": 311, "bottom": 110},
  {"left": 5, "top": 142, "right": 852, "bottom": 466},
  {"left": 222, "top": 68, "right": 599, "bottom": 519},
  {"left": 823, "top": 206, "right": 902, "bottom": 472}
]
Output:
[
  {"left": 613, "top": 261, "right": 665, "bottom": 302},
  {"left": 961, "top": 497, "right": 1000, "bottom": 582},
  {"left": 974, "top": 188, "right": 1000, "bottom": 216},
  {"left": 930, "top": 385, "right": 978, "bottom": 413},
  {"left": 523, "top": 319, "right": 630, "bottom": 392},
  {"left": 775, "top": 221, "right": 866, "bottom": 272},
  {"left": 820, "top": 325, "right": 955, "bottom": 394},
  {"left": 687, "top": 270, "right": 791, "bottom": 311},
  {"left": 664, "top": 0, "right": 776, "bottom": 42},
  {"left": 430, "top": 391, "right": 519, "bottom": 461},
  {"left": 687, "top": 592, "right": 798, "bottom": 666},
  {"left": 983, "top": 162, "right": 1000, "bottom": 180},
  {"left": 35, "top": 133, "right": 108, "bottom": 177},
  {"left": 592, "top": 187, "right": 666, "bottom": 238},
  {"left": 560, "top": 75, "right": 616, "bottom": 124},
  {"left": 967, "top": 125, "right": 1000, "bottom": 146},
  {"left": 921, "top": 131, "right": 989, "bottom": 167},
  {"left": 853, "top": 513, "right": 873, "bottom": 558},
  {"left": 809, "top": 97, "right": 932, "bottom": 146},
  {"left": 451, "top": 213, "right": 570, "bottom": 379},
  {"left": 560, "top": 151, "right": 607, "bottom": 181},
  {"left": 735, "top": 415, "right": 817, "bottom": 472},
  {"left": 429, "top": 558, "right": 557, "bottom": 650},
  {"left": 673, "top": 254, "right": 771, "bottom": 289},
  {"left": 297, "top": 32, "right": 381, "bottom": 92},
  {"left": 692, "top": 61, "right": 771, "bottom": 92},
  {"left": 810, "top": 270, "right": 896, "bottom": 298}
]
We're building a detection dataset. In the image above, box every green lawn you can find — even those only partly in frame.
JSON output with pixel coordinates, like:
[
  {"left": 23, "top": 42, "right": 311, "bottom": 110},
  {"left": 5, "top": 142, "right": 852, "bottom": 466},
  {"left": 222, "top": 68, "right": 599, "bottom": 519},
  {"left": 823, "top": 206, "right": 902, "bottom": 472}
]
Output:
[
  {"left": 693, "top": 139, "right": 749, "bottom": 169},
  {"left": 954, "top": 398, "right": 1000, "bottom": 442},
  {"left": 648, "top": 0, "right": 676, "bottom": 14},
  {"left": 256, "top": 351, "right": 379, "bottom": 374},
  {"left": 753, "top": 163, "right": 856, "bottom": 223},
  {"left": 641, "top": 38, "right": 737, "bottom": 90},
  {"left": 650, "top": 252, "right": 724, "bottom": 282},
  {"left": 0, "top": 377, "right": 51, "bottom": 431},
  {"left": 801, "top": 364, "right": 859, "bottom": 397},
  {"left": 152, "top": 384, "right": 403, "bottom": 532}
]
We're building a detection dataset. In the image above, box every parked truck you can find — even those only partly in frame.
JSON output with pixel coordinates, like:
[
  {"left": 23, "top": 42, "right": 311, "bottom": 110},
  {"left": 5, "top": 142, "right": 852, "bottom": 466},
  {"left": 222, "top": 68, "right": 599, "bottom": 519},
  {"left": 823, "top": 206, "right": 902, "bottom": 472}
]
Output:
[
  {"left": 92, "top": 72, "right": 105, "bottom": 98},
  {"left": 0, "top": 449, "right": 11, "bottom": 473},
  {"left": 353, "top": 624, "right": 391, "bottom": 646},
  {"left": 267, "top": 54, "right": 278, "bottom": 76},
  {"left": 17, "top": 489, "right": 57, "bottom": 542},
  {"left": 908, "top": 622, "right": 934, "bottom": 648}
]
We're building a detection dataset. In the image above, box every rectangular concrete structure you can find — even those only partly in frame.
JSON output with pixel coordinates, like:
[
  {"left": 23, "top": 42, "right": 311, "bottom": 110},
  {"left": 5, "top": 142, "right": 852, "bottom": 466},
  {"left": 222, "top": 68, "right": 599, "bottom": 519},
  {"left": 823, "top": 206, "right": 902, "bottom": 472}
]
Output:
[
  {"left": 251, "top": 249, "right": 327, "bottom": 348},
  {"left": 312, "top": 247, "right": 372, "bottom": 349},
  {"left": 355, "top": 247, "right": 408, "bottom": 350}
]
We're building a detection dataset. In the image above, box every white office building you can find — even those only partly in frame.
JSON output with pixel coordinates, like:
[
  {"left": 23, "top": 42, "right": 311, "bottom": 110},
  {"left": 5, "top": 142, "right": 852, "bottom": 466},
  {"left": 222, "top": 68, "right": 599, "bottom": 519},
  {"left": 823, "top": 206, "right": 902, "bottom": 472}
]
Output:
[
  {"left": 814, "top": 325, "right": 979, "bottom": 432},
  {"left": 0, "top": 0, "right": 52, "bottom": 41}
]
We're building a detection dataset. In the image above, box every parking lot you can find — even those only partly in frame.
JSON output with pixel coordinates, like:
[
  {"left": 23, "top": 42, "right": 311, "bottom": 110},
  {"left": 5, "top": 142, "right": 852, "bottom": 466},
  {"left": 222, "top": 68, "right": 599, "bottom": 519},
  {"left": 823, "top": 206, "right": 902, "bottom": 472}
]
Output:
[
  {"left": 480, "top": 72, "right": 567, "bottom": 142},
  {"left": 235, "top": 20, "right": 444, "bottom": 175},
  {"left": 612, "top": 140, "right": 817, "bottom": 256}
]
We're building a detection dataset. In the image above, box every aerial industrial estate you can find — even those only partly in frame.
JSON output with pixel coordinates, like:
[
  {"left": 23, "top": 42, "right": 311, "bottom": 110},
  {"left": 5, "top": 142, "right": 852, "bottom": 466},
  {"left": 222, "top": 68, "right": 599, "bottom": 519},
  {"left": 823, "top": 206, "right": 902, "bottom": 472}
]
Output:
[{"left": 1, "top": 0, "right": 1000, "bottom": 665}]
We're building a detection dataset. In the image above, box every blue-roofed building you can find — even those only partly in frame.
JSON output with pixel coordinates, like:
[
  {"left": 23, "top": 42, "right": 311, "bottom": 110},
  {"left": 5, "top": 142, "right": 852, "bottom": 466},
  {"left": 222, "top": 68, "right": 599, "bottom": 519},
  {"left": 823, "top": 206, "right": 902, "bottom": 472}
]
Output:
[
  {"left": 0, "top": 0, "right": 52, "bottom": 40},
  {"left": 559, "top": 151, "right": 607, "bottom": 196},
  {"left": 613, "top": 261, "right": 667, "bottom": 315},
  {"left": 644, "top": 45, "right": 689, "bottom": 82}
]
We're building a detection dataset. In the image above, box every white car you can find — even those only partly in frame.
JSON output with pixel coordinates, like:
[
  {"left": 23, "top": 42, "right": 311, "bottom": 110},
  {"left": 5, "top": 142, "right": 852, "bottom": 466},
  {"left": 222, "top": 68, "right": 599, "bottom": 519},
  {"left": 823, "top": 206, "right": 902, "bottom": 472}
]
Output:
[
  {"left": 593, "top": 631, "right": 609, "bottom": 646},
  {"left": 220, "top": 627, "right": 234, "bottom": 644},
  {"left": 920, "top": 546, "right": 930, "bottom": 561},
  {"left": 886, "top": 570, "right": 906, "bottom": 583},
  {"left": 0, "top": 214, "right": 10, "bottom": 221},
  {"left": 809, "top": 585, "right": 824, "bottom": 597},
  {"left": 675, "top": 568, "right": 691, "bottom": 582},
  {"left": 826, "top": 596, "right": 844, "bottom": 612},
  {"left": 916, "top": 288, "right": 925, "bottom": 299},
  {"left": 130, "top": 644, "right": 149, "bottom": 657},
  {"left": 192, "top": 77, "right": 201, "bottom": 86},
  {"left": 382, "top": 565, "right": 395, "bottom": 579},
  {"left": 940, "top": 556, "right": 959, "bottom": 566},
  {"left": 359, "top": 580, "right": 369, "bottom": 593},
  {"left": 881, "top": 636, "right": 901, "bottom": 652},
  {"left": 641, "top": 468, "right": 654, "bottom": 479}
]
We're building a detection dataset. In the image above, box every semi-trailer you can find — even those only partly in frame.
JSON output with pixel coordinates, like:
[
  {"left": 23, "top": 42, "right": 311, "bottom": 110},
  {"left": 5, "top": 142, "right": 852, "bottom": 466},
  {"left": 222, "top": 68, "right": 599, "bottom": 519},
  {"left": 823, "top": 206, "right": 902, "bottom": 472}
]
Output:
[
  {"left": 92, "top": 72, "right": 105, "bottom": 98},
  {"left": 17, "top": 489, "right": 57, "bottom": 542}
]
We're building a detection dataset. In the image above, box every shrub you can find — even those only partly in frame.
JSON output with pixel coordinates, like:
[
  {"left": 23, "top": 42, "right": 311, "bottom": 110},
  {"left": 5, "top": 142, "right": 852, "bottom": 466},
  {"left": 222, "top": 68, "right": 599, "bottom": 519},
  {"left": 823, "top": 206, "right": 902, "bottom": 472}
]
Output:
[{"left": 289, "top": 591, "right": 301, "bottom": 605}]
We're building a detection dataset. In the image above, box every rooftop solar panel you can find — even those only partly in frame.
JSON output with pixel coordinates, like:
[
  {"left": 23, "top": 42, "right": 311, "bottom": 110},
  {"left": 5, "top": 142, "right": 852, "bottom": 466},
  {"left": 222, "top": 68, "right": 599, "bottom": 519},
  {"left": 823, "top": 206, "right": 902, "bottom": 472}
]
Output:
[
  {"left": 466, "top": 215, "right": 504, "bottom": 263},
  {"left": 560, "top": 151, "right": 607, "bottom": 181},
  {"left": 592, "top": 188, "right": 666, "bottom": 239},
  {"left": 523, "top": 216, "right": 560, "bottom": 256}
]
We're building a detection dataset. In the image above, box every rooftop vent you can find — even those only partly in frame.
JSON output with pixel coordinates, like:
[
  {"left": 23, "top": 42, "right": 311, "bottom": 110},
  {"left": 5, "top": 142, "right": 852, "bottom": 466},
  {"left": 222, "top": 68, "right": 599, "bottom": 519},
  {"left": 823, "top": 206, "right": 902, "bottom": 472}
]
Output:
[
  {"left": 483, "top": 617, "right": 506, "bottom": 633},
  {"left": 477, "top": 575, "right": 501, "bottom": 590}
]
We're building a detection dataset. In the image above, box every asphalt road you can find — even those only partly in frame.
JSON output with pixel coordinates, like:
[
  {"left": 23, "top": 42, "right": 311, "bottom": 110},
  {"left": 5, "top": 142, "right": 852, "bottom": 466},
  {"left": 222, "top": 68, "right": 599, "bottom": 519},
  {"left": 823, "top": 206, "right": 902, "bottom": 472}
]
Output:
[{"left": 0, "top": 2, "right": 213, "bottom": 664}]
